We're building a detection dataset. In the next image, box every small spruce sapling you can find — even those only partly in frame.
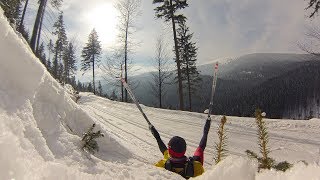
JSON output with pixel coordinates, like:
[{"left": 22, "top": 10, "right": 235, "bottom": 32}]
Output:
[
  {"left": 214, "top": 116, "right": 228, "bottom": 164},
  {"left": 81, "top": 123, "right": 104, "bottom": 154},
  {"left": 246, "top": 109, "right": 292, "bottom": 172}
]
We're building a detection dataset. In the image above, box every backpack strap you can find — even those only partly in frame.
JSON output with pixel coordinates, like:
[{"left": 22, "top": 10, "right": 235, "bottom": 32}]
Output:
[
  {"left": 184, "top": 157, "right": 194, "bottom": 179},
  {"left": 164, "top": 159, "right": 172, "bottom": 171},
  {"left": 164, "top": 157, "right": 194, "bottom": 179}
]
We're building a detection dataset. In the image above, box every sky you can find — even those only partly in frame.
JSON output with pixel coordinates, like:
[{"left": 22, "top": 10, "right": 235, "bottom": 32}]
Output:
[{"left": 24, "top": 0, "right": 320, "bottom": 80}]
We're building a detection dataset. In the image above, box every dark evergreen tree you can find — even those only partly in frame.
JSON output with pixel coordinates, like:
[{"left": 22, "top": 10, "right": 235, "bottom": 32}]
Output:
[
  {"left": 97, "top": 81, "right": 103, "bottom": 96},
  {"left": 47, "top": 39, "right": 54, "bottom": 61},
  {"left": 177, "top": 20, "right": 201, "bottom": 111},
  {"left": 37, "top": 42, "right": 47, "bottom": 65},
  {"left": 63, "top": 42, "right": 77, "bottom": 84},
  {"left": 46, "top": 58, "right": 52, "bottom": 73},
  {"left": 0, "top": 0, "right": 22, "bottom": 28},
  {"left": 77, "top": 80, "right": 83, "bottom": 91},
  {"left": 57, "top": 62, "right": 64, "bottom": 82},
  {"left": 87, "top": 83, "right": 93, "bottom": 92},
  {"left": 110, "top": 89, "right": 118, "bottom": 100},
  {"left": 81, "top": 29, "right": 102, "bottom": 95},
  {"left": 153, "top": 0, "right": 188, "bottom": 110},
  {"left": 52, "top": 12, "right": 67, "bottom": 80}
]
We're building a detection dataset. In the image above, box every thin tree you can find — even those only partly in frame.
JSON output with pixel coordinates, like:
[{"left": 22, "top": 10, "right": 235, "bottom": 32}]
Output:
[
  {"left": 19, "top": 0, "right": 28, "bottom": 32},
  {"left": 150, "top": 35, "right": 172, "bottom": 108},
  {"left": 30, "top": 0, "right": 63, "bottom": 52},
  {"left": 101, "top": 49, "right": 125, "bottom": 101},
  {"left": 63, "top": 42, "right": 77, "bottom": 84},
  {"left": 177, "top": 20, "right": 201, "bottom": 111},
  {"left": 81, "top": 29, "right": 102, "bottom": 95},
  {"left": 153, "top": 0, "right": 188, "bottom": 110},
  {"left": 52, "top": 12, "right": 67, "bottom": 80},
  {"left": 115, "top": 0, "right": 141, "bottom": 102}
]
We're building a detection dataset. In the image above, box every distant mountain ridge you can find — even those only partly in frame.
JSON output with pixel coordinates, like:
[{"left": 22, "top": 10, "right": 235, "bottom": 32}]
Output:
[{"left": 103, "top": 53, "right": 320, "bottom": 119}]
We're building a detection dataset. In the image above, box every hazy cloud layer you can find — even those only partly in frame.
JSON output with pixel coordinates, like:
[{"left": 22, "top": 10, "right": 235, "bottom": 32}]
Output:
[{"left": 25, "top": 0, "right": 320, "bottom": 80}]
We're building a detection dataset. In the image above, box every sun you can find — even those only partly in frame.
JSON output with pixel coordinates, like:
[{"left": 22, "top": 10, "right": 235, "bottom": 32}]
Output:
[{"left": 86, "top": 3, "right": 119, "bottom": 47}]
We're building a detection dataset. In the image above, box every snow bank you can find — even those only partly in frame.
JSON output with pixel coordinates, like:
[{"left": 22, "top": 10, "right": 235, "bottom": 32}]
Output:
[{"left": 0, "top": 8, "right": 166, "bottom": 180}]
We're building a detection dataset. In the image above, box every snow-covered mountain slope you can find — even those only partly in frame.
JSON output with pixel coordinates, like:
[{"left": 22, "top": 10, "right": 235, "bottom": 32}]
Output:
[
  {"left": 198, "top": 53, "right": 316, "bottom": 81},
  {"left": 1, "top": 8, "right": 320, "bottom": 180}
]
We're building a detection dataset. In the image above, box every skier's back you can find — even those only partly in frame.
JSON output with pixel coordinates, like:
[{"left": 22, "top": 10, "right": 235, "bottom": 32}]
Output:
[{"left": 149, "top": 118, "right": 211, "bottom": 179}]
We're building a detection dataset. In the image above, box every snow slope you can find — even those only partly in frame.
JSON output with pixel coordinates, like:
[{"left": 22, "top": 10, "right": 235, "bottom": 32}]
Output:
[{"left": 1, "top": 8, "right": 320, "bottom": 180}]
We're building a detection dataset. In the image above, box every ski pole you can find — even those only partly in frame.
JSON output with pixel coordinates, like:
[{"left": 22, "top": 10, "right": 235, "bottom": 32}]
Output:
[
  {"left": 121, "top": 78, "right": 153, "bottom": 126},
  {"left": 207, "top": 62, "right": 219, "bottom": 120}
]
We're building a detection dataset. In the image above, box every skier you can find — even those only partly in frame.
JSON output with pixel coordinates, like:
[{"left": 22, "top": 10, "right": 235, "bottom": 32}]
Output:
[{"left": 149, "top": 118, "right": 211, "bottom": 179}]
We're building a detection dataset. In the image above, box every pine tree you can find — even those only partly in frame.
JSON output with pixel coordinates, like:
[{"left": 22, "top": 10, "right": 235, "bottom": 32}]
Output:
[
  {"left": 52, "top": 12, "right": 68, "bottom": 80},
  {"left": 63, "top": 42, "right": 77, "bottom": 84},
  {"left": 81, "top": 29, "right": 102, "bottom": 95},
  {"left": 57, "top": 62, "right": 64, "bottom": 82},
  {"left": 97, "top": 81, "right": 103, "bottom": 96},
  {"left": 77, "top": 80, "right": 83, "bottom": 91},
  {"left": 153, "top": 0, "right": 188, "bottom": 110},
  {"left": 37, "top": 42, "right": 47, "bottom": 65},
  {"left": 87, "top": 83, "right": 93, "bottom": 92},
  {"left": 81, "top": 123, "right": 104, "bottom": 154},
  {"left": 110, "top": 89, "right": 118, "bottom": 100},
  {"left": 0, "top": 0, "right": 22, "bottom": 28},
  {"left": 246, "top": 109, "right": 292, "bottom": 172},
  {"left": 214, "top": 116, "right": 228, "bottom": 164},
  {"left": 176, "top": 20, "right": 201, "bottom": 111}
]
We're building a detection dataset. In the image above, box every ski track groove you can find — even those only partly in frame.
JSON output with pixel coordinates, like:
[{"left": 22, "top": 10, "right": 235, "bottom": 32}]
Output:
[
  {"left": 85, "top": 106, "right": 153, "bottom": 164},
  {"left": 81, "top": 102, "right": 245, "bottom": 167},
  {"left": 83, "top": 97, "right": 320, "bottom": 166}
]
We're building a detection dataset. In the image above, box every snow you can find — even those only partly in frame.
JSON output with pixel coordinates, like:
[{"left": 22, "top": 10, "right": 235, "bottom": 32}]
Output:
[{"left": 1, "top": 8, "right": 320, "bottom": 180}]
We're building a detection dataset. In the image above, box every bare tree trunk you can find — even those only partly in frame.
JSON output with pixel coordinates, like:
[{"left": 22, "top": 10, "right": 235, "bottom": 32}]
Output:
[
  {"left": 186, "top": 61, "right": 192, "bottom": 111},
  {"left": 158, "top": 57, "right": 162, "bottom": 108},
  {"left": 30, "top": 0, "right": 47, "bottom": 52},
  {"left": 93, "top": 55, "right": 95, "bottom": 94},
  {"left": 19, "top": 0, "right": 29, "bottom": 32},
  {"left": 36, "top": 4, "right": 46, "bottom": 55},
  {"left": 170, "top": 0, "right": 184, "bottom": 110},
  {"left": 124, "top": 13, "right": 129, "bottom": 102},
  {"left": 121, "top": 64, "right": 124, "bottom": 102}
]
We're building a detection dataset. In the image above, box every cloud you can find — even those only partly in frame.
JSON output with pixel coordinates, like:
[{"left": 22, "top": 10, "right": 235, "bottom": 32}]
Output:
[{"left": 185, "top": 0, "right": 315, "bottom": 63}]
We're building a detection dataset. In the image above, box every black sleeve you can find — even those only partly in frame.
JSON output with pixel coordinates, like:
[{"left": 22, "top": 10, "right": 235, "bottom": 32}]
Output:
[
  {"left": 150, "top": 125, "right": 167, "bottom": 154},
  {"left": 198, "top": 119, "right": 211, "bottom": 150}
]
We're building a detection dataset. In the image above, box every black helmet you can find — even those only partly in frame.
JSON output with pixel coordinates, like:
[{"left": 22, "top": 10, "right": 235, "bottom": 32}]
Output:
[{"left": 168, "top": 136, "right": 186, "bottom": 157}]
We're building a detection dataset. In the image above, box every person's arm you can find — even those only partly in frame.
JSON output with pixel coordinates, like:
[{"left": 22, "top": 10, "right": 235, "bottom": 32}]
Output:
[
  {"left": 149, "top": 125, "right": 167, "bottom": 155},
  {"left": 193, "top": 119, "right": 211, "bottom": 164}
]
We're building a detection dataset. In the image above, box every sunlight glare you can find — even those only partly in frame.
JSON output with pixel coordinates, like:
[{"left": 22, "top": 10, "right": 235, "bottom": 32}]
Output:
[{"left": 86, "top": 3, "right": 118, "bottom": 47}]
